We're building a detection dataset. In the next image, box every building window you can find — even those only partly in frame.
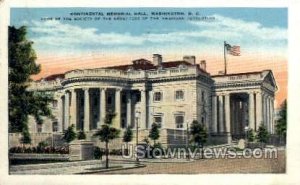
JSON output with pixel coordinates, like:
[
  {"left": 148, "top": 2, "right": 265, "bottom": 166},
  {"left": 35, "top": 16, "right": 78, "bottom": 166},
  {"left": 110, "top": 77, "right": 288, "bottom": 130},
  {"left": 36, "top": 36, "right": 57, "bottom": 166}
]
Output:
[
  {"left": 37, "top": 124, "right": 42, "bottom": 133},
  {"left": 93, "top": 97, "right": 98, "bottom": 106},
  {"left": 153, "top": 92, "right": 163, "bottom": 102},
  {"left": 80, "top": 97, "right": 84, "bottom": 106},
  {"left": 153, "top": 115, "right": 163, "bottom": 128},
  {"left": 107, "top": 96, "right": 112, "bottom": 105},
  {"left": 52, "top": 100, "right": 58, "bottom": 108},
  {"left": 122, "top": 94, "right": 127, "bottom": 104},
  {"left": 121, "top": 119, "right": 126, "bottom": 128},
  {"left": 201, "top": 91, "right": 205, "bottom": 103},
  {"left": 175, "top": 90, "right": 184, "bottom": 100},
  {"left": 175, "top": 115, "right": 184, "bottom": 129},
  {"left": 52, "top": 122, "right": 58, "bottom": 132}
]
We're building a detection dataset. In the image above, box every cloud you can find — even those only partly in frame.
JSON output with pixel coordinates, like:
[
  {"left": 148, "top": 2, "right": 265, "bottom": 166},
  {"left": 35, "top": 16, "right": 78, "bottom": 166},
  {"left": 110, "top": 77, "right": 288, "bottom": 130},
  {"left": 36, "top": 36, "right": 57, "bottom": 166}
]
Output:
[
  {"left": 189, "top": 14, "right": 286, "bottom": 41},
  {"left": 29, "top": 14, "right": 287, "bottom": 55}
]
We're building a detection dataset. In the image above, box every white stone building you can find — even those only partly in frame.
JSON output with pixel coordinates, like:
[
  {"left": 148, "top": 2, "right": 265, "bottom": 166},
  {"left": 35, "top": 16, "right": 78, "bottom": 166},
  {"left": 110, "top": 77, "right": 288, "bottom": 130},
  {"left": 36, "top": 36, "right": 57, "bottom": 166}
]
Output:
[{"left": 9, "top": 54, "right": 277, "bottom": 147}]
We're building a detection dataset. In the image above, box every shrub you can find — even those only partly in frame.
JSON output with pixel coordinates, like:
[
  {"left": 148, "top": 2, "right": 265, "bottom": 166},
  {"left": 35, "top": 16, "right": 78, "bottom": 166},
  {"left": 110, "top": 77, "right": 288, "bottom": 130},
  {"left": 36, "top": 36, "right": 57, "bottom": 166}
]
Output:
[
  {"left": 94, "top": 147, "right": 103, "bottom": 159},
  {"left": 77, "top": 130, "right": 86, "bottom": 140},
  {"left": 63, "top": 124, "right": 76, "bottom": 143},
  {"left": 109, "top": 149, "right": 123, "bottom": 155},
  {"left": 153, "top": 142, "right": 163, "bottom": 149},
  {"left": 9, "top": 146, "right": 69, "bottom": 154},
  {"left": 38, "top": 141, "right": 49, "bottom": 148},
  {"left": 256, "top": 124, "right": 269, "bottom": 143},
  {"left": 149, "top": 123, "right": 160, "bottom": 144},
  {"left": 152, "top": 142, "right": 165, "bottom": 156},
  {"left": 21, "top": 130, "right": 31, "bottom": 144},
  {"left": 247, "top": 128, "right": 255, "bottom": 142}
]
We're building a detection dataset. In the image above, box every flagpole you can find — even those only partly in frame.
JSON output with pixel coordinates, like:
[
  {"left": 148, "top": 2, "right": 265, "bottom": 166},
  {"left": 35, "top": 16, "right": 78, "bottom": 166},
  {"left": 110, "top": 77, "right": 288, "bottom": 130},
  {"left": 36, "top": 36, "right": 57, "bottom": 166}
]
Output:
[{"left": 224, "top": 41, "right": 227, "bottom": 75}]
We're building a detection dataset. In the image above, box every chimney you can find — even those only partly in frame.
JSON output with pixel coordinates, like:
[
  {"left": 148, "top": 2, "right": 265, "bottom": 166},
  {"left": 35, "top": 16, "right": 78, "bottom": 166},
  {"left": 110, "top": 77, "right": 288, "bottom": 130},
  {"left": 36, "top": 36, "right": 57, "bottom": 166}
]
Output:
[
  {"left": 183, "top": 55, "right": 195, "bottom": 65},
  {"left": 152, "top": 54, "right": 162, "bottom": 66},
  {"left": 200, "top": 60, "right": 206, "bottom": 71}
]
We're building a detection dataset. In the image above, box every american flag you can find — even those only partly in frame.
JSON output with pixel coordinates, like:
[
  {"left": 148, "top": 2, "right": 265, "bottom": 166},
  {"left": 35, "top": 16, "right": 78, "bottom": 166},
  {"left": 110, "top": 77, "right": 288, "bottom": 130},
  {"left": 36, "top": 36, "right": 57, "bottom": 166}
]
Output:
[{"left": 225, "top": 43, "right": 240, "bottom": 56}]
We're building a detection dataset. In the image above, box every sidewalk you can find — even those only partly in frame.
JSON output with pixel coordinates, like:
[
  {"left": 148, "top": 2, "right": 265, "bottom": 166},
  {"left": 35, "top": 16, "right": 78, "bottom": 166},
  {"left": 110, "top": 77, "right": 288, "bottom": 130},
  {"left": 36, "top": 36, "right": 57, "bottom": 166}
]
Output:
[{"left": 10, "top": 159, "right": 140, "bottom": 175}]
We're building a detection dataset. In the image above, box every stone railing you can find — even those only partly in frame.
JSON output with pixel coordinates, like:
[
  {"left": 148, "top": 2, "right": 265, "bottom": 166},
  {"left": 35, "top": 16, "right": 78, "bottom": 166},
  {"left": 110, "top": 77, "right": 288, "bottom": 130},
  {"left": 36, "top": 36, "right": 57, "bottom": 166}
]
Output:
[
  {"left": 146, "top": 67, "right": 198, "bottom": 79},
  {"left": 213, "top": 73, "right": 263, "bottom": 83},
  {"left": 9, "top": 133, "right": 65, "bottom": 148},
  {"left": 65, "top": 68, "right": 146, "bottom": 79},
  {"left": 28, "top": 80, "right": 62, "bottom": 91},
  {"left": 65, "top": 67, "right": 198, "bottom": 80},
  {"left": 29, "top": 66, "right": 200, "bottom": 90}
]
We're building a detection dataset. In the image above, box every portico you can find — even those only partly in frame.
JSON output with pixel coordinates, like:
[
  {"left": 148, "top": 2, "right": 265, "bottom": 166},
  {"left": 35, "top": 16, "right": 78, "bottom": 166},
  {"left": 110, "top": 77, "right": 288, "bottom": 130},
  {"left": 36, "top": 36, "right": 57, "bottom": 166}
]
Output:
[
  {"left": 60, "top": 87, "right": 148, "bottom": 132},
  {"left": 211, "top": 70, "right": 277, "bottom": 143}
]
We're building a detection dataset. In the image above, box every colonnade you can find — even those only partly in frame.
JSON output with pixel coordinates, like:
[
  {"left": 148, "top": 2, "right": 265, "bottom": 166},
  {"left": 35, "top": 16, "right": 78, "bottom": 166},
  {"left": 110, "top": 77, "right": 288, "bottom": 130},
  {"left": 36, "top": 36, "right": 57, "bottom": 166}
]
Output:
[
  {"left": 211, "top": 91, "right": 275, "bottom": 137},
  {"left": 58, "top": 88, "right": 147, "bottom": 132}
]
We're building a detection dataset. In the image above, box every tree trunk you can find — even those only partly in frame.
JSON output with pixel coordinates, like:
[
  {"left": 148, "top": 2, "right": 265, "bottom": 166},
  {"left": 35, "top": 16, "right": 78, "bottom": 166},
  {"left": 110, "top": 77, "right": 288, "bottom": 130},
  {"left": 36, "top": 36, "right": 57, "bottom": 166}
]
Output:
[
  {"left": 126, "top": 142, "right": 129, "bottom": 156},
  {"left": 105, "top": 141, "right": 109, "bottom": 169}
]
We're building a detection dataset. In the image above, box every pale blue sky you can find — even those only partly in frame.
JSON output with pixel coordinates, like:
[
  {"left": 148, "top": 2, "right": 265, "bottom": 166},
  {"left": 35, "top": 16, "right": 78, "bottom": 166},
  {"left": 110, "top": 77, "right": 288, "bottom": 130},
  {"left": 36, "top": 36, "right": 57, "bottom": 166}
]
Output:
[{"left": 10, "top": 8, "right": 288, "bottom": 56}]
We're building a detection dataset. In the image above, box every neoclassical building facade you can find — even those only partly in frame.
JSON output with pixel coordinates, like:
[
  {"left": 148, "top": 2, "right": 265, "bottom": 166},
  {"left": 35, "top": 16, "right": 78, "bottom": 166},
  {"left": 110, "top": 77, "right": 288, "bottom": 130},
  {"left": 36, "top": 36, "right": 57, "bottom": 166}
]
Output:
[{"left": 13, "top": 54, "right": 277, "bottom": 147}]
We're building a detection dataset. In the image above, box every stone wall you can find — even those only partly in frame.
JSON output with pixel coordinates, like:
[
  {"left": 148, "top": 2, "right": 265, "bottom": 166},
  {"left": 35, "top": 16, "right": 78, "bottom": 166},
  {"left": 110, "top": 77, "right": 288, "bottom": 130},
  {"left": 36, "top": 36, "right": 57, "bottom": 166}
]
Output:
[
  {"left": 148, "top": 79, "right": 198, "bottom": 129},
  {"left": 9, "top": 133, "right": 66, "bottom": 148},
  {"left": 10, "top": 128, "right": 227, "bottom": 150},
  {"left": 69, "top": 140, "right": 94, "bottom": 161}
]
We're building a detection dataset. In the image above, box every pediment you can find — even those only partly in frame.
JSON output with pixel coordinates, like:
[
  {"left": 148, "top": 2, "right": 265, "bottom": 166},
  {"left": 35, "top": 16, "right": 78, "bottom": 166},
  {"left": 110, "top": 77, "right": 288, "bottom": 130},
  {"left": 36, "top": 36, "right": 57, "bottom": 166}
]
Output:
[{"left": 262, "top": 71, "right": 278, "bottom": 90}]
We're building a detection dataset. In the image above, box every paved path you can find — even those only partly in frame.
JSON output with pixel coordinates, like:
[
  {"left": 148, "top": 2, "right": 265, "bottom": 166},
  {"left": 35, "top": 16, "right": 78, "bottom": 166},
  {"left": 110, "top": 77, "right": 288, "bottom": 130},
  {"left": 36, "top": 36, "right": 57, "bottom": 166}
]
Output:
[
  {"left": 10, "top": 150, "right": 285, "bottom": 174},
  {"left": 10, "top": 160, "right": 138, "bottom": 175},
  {"left": 98, "top": 151, "right": 286, "bottom": 174}
]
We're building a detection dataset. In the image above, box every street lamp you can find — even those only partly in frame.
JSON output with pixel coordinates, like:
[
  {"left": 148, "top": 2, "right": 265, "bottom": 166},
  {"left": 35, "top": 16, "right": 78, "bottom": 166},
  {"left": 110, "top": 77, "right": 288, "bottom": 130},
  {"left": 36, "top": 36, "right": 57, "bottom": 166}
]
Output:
[{"left": 135, "top": 111, "right": 141, "bottom": 163}]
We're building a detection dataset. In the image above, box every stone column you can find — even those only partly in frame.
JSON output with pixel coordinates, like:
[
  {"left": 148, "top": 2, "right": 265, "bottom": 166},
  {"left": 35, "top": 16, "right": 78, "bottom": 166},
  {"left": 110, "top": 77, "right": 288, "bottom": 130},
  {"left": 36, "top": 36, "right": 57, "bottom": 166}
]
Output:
[
  {"left": 235, "top": 101, "right": 240, "bottom": 135},
  {"left": 140, "top": 90, "right": 147, "bottom": 129},
  {"left": 225, "top": 94, "right": 231, "bottom": 134},
  {"left": 115, "top": 89, "right": 121, "bottom": 128},
  {"left": 70, "top": 89, "right": 77, "bottom": 129},
  {"left": 64, "top": 91, "right": 70, "bottom": 130},
  {"left": 263, "top": 94, "right": 267, "bottom": 128},
  {"left": 267, "top": 96, "right": 271, "bottom": 132},
  {"left": 218, "top": 95, "right": 224, "bottom": 133},
  {"left": 57, "top": 96, "right": 63, "bottom": 132},
  {"left": 84, "top": 88, "right": 90, "bottom": 131},
  {"left": 241, "top": 102, "right": 247, "bottom": 132},
  {"left": 266, "top": 96, "right": 270, "bottom": 132},
  {"left": 248, "top": 92, "right": 255, "bottom": 130},
  {"left": 230, "top": 100, "right": 235, "bottom": 135},
  {"left": 255, "top": 92, "right": 262, "bottom": 131},
  {"left": 100, "top": 88, "right": 106, "bottom": 126},
  {"left": 270, "top": 97, "right": 275, "bottom": 134},
  {"left": 126, "top": 91, "right": 132, "bottom": 128},
  {"left": 212, "top": 95, "right": 218, "bottom": 133}
]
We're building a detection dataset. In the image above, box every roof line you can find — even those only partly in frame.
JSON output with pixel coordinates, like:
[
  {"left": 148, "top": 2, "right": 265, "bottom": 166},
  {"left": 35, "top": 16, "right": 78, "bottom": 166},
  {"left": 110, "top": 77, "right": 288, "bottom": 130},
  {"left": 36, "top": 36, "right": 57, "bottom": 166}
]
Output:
[{"left": 211, "top": 70, "right": 271, "bottom": 77}]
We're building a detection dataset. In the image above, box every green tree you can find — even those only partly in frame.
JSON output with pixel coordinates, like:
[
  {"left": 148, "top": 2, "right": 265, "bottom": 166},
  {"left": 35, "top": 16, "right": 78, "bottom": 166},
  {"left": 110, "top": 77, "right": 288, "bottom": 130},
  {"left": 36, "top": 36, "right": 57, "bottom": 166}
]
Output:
[
  {"left": 9, "top": 26, "right": 53, "bottom": 141},
  {"left": 123, "top": 126, "right": 133, "bottom": 155},
  {"left": 63, "top": 124, "right": 77, "bottom": 143},
  {"left": 21, "top": 129, "right": 31, "bottom": 145},
  {"left": 256, "top": 124, "right": 269, "bottom": 143},
  {"left": 149, "top": 123, "right": 160, "bottom": 145},
  {"left": 247, "top": 128, "right": 255, "bottom": 142},
  {"left": 94, "top": 112, "right": 120, "bottom": 168},
  {"left": 190, "top": 120, "right": 207, "bottom": 159},
  {"left": 276, "top": 100, "right": 287, "bottom": 143},
  {"left": 190, "top": 120, "right": 207, "bottom": 146}
]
